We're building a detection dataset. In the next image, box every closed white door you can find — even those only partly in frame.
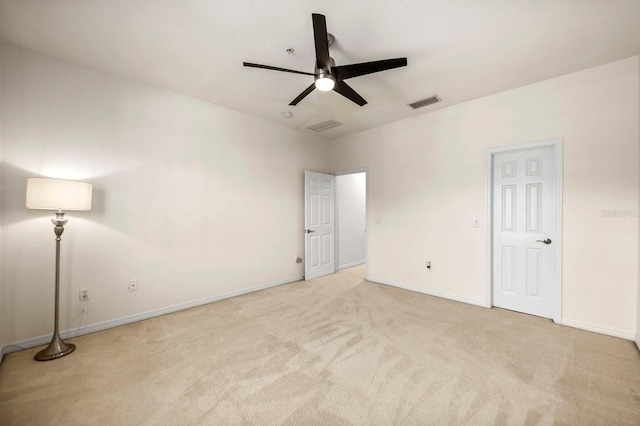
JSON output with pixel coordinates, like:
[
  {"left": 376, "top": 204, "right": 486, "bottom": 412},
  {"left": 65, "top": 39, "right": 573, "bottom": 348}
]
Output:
[
  {"left": 493, "top": 147, "right": 556, "bottom": 318},
  {"left": 305, "top": 171, "right": 335, "bottom": 280}
]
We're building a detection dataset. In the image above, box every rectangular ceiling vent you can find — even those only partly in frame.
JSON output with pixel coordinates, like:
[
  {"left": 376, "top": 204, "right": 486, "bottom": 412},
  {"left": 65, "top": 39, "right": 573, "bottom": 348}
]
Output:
[
  {"left": 409, "top": 95, "right": 442, "bottom": 109},
  {"left": 306, "top": 120, "right": 344, "bottom": 132}
]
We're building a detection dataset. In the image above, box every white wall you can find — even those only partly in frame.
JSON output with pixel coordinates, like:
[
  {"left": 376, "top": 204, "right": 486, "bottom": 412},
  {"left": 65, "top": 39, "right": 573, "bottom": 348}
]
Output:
[
  {"left": 330, "top": 57, "right": 640, "bottom": 339},
  {"left": 0, "top": 44, "right": 329, "bottom": 350},
  {"left": 1, "top": 43, "right": 638, "bottom": 353},
  {"left": 336, "top": 172, "right": 366, "bottom": 269}
]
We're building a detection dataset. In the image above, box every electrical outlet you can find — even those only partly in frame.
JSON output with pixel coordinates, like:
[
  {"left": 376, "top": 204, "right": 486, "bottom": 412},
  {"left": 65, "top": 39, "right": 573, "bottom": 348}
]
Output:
[
  {"left": 79, "top": 288, "right": 90, "bottom": 301},
  {"left": 128, "top": 280, "right": 139, "bottom": 292}
]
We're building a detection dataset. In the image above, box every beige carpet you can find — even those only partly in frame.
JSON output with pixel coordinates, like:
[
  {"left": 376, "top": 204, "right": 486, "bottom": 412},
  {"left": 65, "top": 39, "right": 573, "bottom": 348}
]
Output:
[{"left": 1, "top": 265, "right": 639, "bottom": 425}]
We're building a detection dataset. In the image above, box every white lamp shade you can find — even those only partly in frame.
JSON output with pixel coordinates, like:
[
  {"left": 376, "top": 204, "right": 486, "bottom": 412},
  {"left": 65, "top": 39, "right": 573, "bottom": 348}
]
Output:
[{"left": 26, "top": 178, "right": 93, "bottom": 211}]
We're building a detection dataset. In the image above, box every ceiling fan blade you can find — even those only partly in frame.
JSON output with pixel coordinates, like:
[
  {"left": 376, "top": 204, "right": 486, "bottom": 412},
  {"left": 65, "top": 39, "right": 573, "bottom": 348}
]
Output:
[
  {"left": 312, "top": 14, "right": 331, "bottom": 71},
  {"left": 289, "top": 83, "right": 317, "bottom": 106},
  {"left": 332, "top": 58, "right": 407, "bottom": 80},
  {"left": 243, "top": 62, "right": 315, "bottom": 76},
  {"left": 333, "top": 81, "right": 367, "bottom": 106}
]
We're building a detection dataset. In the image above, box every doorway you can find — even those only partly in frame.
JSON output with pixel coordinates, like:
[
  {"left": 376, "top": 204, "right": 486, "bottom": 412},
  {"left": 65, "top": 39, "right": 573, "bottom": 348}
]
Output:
[
  {"left": 304, "top": 169, "right": 367, "bottom": 281},
  {"left": 486, "top": 139, "right": 563, "bottom": 323},
  {"left": 335, "top": 171, "right": 367, "bottom": 270}
]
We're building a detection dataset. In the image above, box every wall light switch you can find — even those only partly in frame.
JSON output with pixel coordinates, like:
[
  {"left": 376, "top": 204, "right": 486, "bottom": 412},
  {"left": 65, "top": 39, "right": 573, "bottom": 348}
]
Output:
[
  {"left": 472, "top": 219, "right": 480, "bottom": 228},
  {"left": 375, "top": 216, "right": 382, "bottom": 224}
]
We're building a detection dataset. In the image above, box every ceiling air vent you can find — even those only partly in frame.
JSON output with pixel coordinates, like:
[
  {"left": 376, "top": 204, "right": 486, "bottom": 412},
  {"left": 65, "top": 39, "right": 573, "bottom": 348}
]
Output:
[
  {"left": 409, "top": 95, "right": 442, "bottom": 109},
  {"left": 306, "top": 120, "right": 344, "bottom": 132}
]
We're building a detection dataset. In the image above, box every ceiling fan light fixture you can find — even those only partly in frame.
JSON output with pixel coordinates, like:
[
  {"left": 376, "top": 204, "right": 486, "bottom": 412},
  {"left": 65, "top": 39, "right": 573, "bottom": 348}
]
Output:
[{"left": 315, "top": 74, "right": 335, "bottom": 91}]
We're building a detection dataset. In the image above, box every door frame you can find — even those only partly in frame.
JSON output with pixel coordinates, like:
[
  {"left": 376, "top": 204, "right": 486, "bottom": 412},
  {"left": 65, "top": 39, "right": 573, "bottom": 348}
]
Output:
[
  {"left": 335, "top": 167, "right": 369, "bottom": 281},
  {"left": 485, "top": 138, "right": 563, "bottom": 324}
]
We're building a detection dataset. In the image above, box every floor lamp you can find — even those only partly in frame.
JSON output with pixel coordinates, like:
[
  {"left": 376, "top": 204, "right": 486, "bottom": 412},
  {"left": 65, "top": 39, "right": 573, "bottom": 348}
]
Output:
[{"left": 26, "top": 177, "right": 93, "bottom": 361}]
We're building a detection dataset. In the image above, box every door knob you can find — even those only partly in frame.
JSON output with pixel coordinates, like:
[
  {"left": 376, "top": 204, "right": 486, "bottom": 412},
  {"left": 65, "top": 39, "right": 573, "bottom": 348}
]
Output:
[
  {"left": 536, "top": 238, "right": 552, "bottom": 244},
  {"left": 305, "top": 229, "right": 316, "bottom": 234}
]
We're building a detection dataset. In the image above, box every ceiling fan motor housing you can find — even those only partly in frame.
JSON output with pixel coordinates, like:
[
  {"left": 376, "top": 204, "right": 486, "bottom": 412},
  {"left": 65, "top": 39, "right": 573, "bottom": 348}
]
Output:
[
  {"left": 314, "top": 57, "right": 336, "bottom": 91},
  {"left": 315, "top": 57, "right": 336, "bottom": 76}
]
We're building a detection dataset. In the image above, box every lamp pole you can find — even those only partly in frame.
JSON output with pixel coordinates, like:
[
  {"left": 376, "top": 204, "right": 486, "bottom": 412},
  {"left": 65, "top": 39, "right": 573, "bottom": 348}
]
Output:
[{"left": 34, "top": 210, "right": 76, "bottom": 361}]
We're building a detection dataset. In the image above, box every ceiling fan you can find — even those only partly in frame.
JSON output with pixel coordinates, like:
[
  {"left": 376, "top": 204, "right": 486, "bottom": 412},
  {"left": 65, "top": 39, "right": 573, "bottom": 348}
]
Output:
[{"left": 243, "top": 13, "right": 407, "bottom": 107}]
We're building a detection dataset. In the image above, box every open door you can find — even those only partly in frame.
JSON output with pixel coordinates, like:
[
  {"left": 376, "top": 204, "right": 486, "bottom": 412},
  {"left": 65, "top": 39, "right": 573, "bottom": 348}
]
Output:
[{"left": 304, "top": 171, "right": 335, "bottom": 280}]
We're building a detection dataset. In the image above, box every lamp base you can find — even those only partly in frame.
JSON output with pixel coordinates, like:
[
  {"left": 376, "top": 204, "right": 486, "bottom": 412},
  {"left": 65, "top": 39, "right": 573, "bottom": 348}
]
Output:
[{"left": 34, "top": 332, "right": 75, "bottom": 361}]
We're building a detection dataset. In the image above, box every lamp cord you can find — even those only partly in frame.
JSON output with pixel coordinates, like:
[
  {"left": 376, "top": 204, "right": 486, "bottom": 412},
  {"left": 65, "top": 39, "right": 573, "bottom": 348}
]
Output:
[
  {"left": 1, "top": 300, "right": 89, "bottom": 361},
  {"left": 73, "top": 300, "right": 89, "bottom": 338}
]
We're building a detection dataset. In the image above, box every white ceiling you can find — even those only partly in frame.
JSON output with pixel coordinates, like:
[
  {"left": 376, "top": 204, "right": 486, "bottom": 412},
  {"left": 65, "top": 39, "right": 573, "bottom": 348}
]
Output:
[{"left": 1, "top": 0, "right": 639, "bottom": 139}]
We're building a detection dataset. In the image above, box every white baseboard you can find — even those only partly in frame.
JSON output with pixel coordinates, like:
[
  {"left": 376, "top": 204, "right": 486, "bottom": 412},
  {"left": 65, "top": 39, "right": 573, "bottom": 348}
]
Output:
[
  {"left": 4, "top": 274, "right": 633, "bottom": 363},
  {"left": 561, "top": 318, "right": 635, "bottom": 341},
  {"left": 337, "top": 260, "right": 365, "bottom": 270},
  {"left": 368, "top": 276, "right": 487, "bottom": 307},
  {"left": 370, "top": 278, "right": 636, "bottom": 341},
  {"left": 0, "top": 275, "right": 303, "bottom": 359}
]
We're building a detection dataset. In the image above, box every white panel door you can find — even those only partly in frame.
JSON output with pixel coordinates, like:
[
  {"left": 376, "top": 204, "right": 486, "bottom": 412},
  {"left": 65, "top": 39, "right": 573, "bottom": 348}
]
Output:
[
  {"left": 493, "top": 147, "right": 556, "bottom": 318},
  {"left": 305, "top": 171, "right": 335, "bottom": 280}
]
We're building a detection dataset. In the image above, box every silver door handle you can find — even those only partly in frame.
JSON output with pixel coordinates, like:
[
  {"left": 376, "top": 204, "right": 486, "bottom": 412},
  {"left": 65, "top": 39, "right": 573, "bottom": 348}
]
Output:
[
  {"left": 536, "top": 238, "right": 552, "bottom": 244},
  {"left": 305, "top": 229, "right": 316, "bottom": 234}
]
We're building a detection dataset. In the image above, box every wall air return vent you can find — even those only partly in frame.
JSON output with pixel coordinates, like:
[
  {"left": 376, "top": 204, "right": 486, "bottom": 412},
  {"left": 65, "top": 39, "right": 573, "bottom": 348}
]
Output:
[
  {"left": 409, "top": 95, "right": 442, "bottom": 109},
  {"left": 306, "top": 120, "right": 344, "bottom": 132}
]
